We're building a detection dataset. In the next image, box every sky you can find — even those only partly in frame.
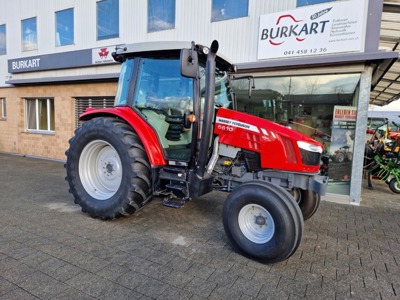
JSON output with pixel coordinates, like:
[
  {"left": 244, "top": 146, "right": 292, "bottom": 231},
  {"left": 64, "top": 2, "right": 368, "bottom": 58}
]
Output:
[{"left": 369, "top": 98, "right": 400, "bottom": 111}]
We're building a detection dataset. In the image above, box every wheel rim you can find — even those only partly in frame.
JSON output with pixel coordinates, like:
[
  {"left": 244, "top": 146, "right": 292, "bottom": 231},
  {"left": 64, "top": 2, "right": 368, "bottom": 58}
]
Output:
[
  {"left": 291, "top": 188, "right": 302, "bottom": 204},
  {"left": 79, "top": 140, "right": 122, "bottom": 200},
  {"left": 392, "top": 179, "right": 400, "bottom": 192},
  {"left": 238, "top": 204, "right": 275, "bottom": 244}
]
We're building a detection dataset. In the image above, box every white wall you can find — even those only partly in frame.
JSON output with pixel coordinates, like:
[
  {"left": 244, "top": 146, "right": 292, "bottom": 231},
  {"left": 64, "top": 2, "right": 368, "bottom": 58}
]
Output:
[{"left": 0, "top": 0, "right": 298, "bottom": 87}]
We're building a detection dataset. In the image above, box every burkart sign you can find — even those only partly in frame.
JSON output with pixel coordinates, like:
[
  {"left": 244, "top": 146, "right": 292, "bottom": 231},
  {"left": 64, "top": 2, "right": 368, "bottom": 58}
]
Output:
[
  {"left": 257, "top": 0, "right": 367, "bottom": 60},
  {"left": 8, "top": 46, "right": 117, "bottom": 74}
]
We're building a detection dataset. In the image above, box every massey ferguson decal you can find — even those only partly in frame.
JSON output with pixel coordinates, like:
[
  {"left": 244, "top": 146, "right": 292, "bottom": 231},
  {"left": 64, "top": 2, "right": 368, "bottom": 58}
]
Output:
[
  {"left": 215, "top": 116, "right": 260, "bottom": 133},
  {"left": 92, "top": 46, "right": 115, "bottom": 65},
  {"left": 257, "top": 0, "right": 366, "bottom": 60}
]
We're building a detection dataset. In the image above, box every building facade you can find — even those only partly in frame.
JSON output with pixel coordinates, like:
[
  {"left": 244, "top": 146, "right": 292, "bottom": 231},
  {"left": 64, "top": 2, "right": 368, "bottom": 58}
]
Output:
[{"left": 0, "top": 0, "right": 398, "bottom": 203}]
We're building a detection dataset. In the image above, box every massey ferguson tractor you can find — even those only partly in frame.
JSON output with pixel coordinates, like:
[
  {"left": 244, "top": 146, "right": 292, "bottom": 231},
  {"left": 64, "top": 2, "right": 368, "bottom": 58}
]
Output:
[{"left": 65, "top": 40, "right": 328, "bottom": 263}]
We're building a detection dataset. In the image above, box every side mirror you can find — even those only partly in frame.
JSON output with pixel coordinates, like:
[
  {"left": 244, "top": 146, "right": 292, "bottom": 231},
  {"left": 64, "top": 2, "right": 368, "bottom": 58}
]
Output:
[
  {"left": 248, "top": 77, "right": 255, "bottom": 98},
  {"left": 180, "top": 43, "right": 198, "bottom": 78}
]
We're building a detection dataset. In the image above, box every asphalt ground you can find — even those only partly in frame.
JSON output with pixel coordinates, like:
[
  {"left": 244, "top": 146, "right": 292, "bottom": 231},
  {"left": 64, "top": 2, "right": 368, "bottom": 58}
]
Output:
[{"left": 0, "top": 153, "right": 400, "bottom": 299}]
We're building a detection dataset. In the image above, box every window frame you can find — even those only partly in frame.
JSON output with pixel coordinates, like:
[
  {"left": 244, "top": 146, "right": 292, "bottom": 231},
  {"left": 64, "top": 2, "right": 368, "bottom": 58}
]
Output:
[
  {"left": 211, "top": 0, "right": 249, "bottom": 22},
  {"left": 21, "top": 17, "right": 38, "bottom": 51},
  {"left": 0, "top": 24, "right": 6, "bottom": 55},
  {"left": 96, "top": 0, "right": 119, "bottom": 40},
  {"left": 0, "top": 98, "right": 6, "bottom": 120},
  {"left": 147, "top": 0, "right": 176, "bottom": 33},
  {"left": 297, "top": 0, "right": 337, "bottom": 7},
  {"left": 25, "top": 98, "right": 55, "bottom": 133},
  {"left": 55, "top": 8, "right": 74, "bottom": 47}
]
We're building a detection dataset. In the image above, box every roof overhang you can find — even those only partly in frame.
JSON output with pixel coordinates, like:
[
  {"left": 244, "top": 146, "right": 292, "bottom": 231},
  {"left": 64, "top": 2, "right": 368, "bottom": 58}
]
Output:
[
  {"left": 5, "top": 73, "right": 120, "bottom": 86},
  {"left": 371, "top": 1, "right": 400, "bottom": 106}
]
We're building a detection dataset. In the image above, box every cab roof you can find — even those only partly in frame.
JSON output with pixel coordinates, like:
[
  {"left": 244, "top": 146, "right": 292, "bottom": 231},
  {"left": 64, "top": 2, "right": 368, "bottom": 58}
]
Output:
[{"left": 113, "top": 41, "right": 235, "bottom": 72}]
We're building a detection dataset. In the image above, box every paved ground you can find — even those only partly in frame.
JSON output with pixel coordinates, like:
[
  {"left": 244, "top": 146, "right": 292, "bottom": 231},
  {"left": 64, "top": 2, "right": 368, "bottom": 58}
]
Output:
[{"left": 0, "top": 153, "right": 400, "bottom": 300}]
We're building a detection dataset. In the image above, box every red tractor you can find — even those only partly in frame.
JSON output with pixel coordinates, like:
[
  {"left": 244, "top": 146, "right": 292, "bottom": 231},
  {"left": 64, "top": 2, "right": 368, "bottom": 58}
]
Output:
[{"left": 65, "top": 41, "right": 328, "bottom": 263}]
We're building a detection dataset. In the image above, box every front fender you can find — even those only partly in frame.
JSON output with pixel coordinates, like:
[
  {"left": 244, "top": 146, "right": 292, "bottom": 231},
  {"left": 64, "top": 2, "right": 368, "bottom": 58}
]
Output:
[{"left": 80, "top": 107, "right": 166, "bottom": 167}]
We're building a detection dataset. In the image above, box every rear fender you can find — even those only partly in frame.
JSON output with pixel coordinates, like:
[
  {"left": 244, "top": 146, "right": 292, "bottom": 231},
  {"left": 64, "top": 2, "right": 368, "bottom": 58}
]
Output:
[{"left": 80, "top": 107, "right": 166, "bottom": 166}]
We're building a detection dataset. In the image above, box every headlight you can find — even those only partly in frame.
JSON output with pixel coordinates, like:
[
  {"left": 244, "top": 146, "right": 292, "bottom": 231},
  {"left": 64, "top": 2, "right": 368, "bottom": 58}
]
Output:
[{"left": 297, "top": 141, "right": 323, "bottom": 153}]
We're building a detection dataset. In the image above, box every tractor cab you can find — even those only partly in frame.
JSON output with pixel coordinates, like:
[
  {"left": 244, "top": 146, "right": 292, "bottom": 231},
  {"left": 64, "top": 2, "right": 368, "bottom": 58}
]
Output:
[{"left": 113, "top": 41, "right": 234, "bottom": 165}]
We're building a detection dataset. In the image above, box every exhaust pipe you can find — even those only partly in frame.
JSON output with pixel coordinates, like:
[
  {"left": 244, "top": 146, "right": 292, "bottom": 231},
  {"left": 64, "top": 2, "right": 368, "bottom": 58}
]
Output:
[{"left": 196, "top": 40, "right": 218, "bottom": 178}]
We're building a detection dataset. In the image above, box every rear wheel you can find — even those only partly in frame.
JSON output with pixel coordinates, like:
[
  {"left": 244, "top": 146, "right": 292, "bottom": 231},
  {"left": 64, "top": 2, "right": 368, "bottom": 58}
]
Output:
[
  {"left": 65, "top": 117, "right": 152, "bottom": 219},
  {"left": 335, "top": 152, "right": 345, "bottom": 163},
  {"left": 223, "top": 181, "right": 303, "bottom": 263},
  {"left": 389, "top": 178, "right": 400, "bottom": 194},
  {"left": 292, "top": 189, "right": 321, "bottom": 221}
]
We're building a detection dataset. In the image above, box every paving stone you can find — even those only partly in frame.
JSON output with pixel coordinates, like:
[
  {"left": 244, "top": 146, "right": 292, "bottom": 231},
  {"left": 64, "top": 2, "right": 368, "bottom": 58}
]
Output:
[
  {"left": 0, "top": 277, "right": 17, "bottom": 297},
  {"left": 208, "top": 285, "right": 242, "bottom": 300},
  {"left": 183, "top": 276, "right": 217, "bottom": 298},
  {"left": 0, "top": 288, "right": 40, "bottom": 300},
  {"left": 157, "top": 286, "right": 192, "bottom": 300},
  {"left": 51, "top": 288, "right": 97, "bottom": 300},
  {"left": 231, "top": 276, "right": 263, "bottom": 298},
  {"left": 116, "top": 270, "right": 150, "bottom": 290},
  {"left": 1, "top": 154, "right": 400, "bottom": 300},
  {"left": 135, "top": 277, "right": 169, "bottom": 298},
  {"left": 45, "top": 263, "right": 83, "bottom": 282},
  {"left": 17, "top": 271, "right": 68, "bottom": 300},
  {"left": 97, "top": 263, "right": 130, "bottom": 281}
]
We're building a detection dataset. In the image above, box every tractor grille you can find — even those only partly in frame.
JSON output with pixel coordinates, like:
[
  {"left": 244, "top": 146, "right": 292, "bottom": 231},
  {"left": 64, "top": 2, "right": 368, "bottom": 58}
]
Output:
[{"left": 299, "top": 148, "right": 321, "bottom": 166}]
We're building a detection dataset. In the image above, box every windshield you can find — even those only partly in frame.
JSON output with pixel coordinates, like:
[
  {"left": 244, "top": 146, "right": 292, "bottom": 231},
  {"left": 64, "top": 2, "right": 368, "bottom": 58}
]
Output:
[{"left": 133, "top": 57, "right": 193, "bottom": 114}]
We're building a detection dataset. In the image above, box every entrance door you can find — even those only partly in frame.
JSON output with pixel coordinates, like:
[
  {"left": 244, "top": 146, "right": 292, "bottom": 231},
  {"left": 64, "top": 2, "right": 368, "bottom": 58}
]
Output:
[{"left": 133, "top": 57, "right": 194, "bottom": 162}]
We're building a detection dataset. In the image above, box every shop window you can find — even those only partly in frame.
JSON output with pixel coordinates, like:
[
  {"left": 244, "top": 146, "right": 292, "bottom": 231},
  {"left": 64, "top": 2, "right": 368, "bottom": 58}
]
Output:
[
  {"left": 0, "top": 98, "right": 6, "bottom": 120},
  {"left": 21, "top": 17, "right": 37, "bottom": 51},
  {"left": 97, "top": 0, "right": 119, "bottom": 40},
  {"left": 75, "top": 97, "right": 114, "bottom": 128},
  {"left": 0, "top": 24, "right": 6, "bottom": 55},
  {"left": 148, "top": 0, "right": 175, "bottom": 32},
  {"left": 25, "top": 98, "right": 55, "bottom": 132},
  {"left": 297, "top": 0, "right": 337, "bottom": 7},
  {"left": 212, "top": 0, "right": 248, "bottom": 22},
  {"left": 232, "top": 73, "right": 361, "bottom": 195},
  {"left": 56, "top": 8, "right": 74, "bottom": 46}
]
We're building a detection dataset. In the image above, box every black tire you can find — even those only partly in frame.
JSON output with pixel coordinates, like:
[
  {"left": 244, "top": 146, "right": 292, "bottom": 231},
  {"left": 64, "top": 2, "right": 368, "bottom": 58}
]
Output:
[
  {"left": 389, "top": 178, "right": 400, "bottom": 194},
  {"left": 298, "top": 189, "right": 320, "bottom": 221},
  {"left": 335, "top": 152, "right": 345, "bottom": 163},
  {"left": 65, "top": 117, "right": 152, "bottom": 219},
  {"left": 222, "top": 181, "right": 304, "bottom": 263},
  {"left": 346, "top": 152, "right": 353, "bottom": 162}
]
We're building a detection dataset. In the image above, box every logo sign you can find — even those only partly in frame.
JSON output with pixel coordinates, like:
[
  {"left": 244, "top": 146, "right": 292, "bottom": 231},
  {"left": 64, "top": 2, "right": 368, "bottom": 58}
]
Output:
[
  {"left": 257, "top": 0, "right": 367, "bottom": 60},
  {"left": 92, "top": 47, "right": 115, "bottom": 64}
]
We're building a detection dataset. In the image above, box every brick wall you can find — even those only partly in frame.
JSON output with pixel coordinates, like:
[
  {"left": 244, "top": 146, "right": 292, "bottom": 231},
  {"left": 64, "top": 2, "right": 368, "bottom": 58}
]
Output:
[{"left": 0, "top": 82, "right": 117, "bottom": 161}]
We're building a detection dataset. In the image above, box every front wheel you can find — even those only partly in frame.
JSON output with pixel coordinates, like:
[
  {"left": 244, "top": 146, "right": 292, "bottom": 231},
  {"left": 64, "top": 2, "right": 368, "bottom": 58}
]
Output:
[
  {"left": 65, "top": 117, "right": 152, "bottom": 219},
  {"left": 335, "top": 152, "right": 345, "bottom": 163},
  {"left": 223, "top": 181, "right": 303, "bottom": 263},
  {"left": 389, "top": 178, "right": 400, "bottom": 194}
]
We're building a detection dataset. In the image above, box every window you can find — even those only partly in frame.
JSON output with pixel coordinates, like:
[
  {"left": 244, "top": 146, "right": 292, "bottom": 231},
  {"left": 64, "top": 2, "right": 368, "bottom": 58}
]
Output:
[
  {"left": 148, "top": 0, "right": 175, "bottom": 32},
  {"left": 233, "top": 73, "right": 361, "bottom": 195},
  {"left": 56, "top": 8, "right": 74, "bottom": 46},
  {"left": 0, "top": 98, "right": 6, "bottom": 120},
  {"left": 25, "top": 98, "right": 55, "bottom": 132},
  {"left": 97, "top": 0, "right": 119, "bottom": 40},
  {"left": 297, "top": 0, "right": 337, "bottom": 7},
  {"left": 0, "top": 24, "right": 6, "bottom": 55},
  {"left": 75, "top": 97, "right": 114, "bottom": 128},
  {"left": 21, "top": 17, "right": 37, "bottom": 51},
  {"left": 211, "top": 0, "right": 248, "bottom": 22}
]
